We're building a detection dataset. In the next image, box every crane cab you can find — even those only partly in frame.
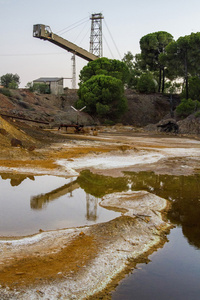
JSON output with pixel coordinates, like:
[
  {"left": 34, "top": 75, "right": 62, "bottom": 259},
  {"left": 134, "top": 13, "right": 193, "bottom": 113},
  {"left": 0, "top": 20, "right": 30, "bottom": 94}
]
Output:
[{"left": 33, "top": 24, "right": 52, "bottom": 39}]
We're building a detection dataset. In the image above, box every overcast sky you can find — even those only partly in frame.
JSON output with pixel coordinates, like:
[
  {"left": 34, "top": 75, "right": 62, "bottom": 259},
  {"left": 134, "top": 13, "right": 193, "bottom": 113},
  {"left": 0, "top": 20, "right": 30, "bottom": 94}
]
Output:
[{"left": 0, "top": 0, "right": 199, "bottom": 88}]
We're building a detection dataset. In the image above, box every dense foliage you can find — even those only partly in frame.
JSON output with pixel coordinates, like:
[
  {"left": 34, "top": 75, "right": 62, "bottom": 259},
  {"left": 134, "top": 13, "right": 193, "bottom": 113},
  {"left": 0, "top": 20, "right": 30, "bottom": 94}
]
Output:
[
  {"left": 79, "top": 57, "right": 129, "bottom": 86},
  {"left": 139, "top": 31, "right": 174, "bottom": 93},
  {"left": 0, "top": 73, "right": 20, "bottom": 89},
  {"left": 136, "top": 72, "right": 157, "bottom": 93},
  {"left": 77, "top": 58, "right": 128, "bottom": 120},
  {"left": 160, "top": 32, "right": 200, "bottom": 98},
  {"left": 176, "top": 98, "right": 200, "bottom": 117},
  {"left": 77, "top": 74, "right": 127, "bottom": 119}
]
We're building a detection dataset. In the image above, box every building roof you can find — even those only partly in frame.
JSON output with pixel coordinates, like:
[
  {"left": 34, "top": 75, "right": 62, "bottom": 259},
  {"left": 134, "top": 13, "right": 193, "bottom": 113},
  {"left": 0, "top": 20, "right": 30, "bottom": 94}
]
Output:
[{"left": 33, "top": 77, "right": 63, "bottom": 83}]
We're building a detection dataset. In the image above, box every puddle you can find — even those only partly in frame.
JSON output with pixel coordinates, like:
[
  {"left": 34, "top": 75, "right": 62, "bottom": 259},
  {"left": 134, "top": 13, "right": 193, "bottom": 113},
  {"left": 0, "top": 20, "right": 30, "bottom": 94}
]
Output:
[
  {"left": 0, "top": 173, "right": 121, "bottom": 237},
  {"left": 125, "top": 171, "right": 200, "bottom": 248},
  {"left": 112, "top": 226, "right": 200, "bottom": 300},
  {"left": 112, "top": 171, "right": 200, "bottom": 300}
]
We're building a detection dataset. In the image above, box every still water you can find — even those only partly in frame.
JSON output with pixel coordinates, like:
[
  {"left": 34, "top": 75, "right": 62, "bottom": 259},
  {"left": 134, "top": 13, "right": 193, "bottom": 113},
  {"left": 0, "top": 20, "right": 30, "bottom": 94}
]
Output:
[
  {"left": 0, "top": 172, "right": 121, "bottom": 236},
  {"left": 1, "top": 170, "right": 200, "bottom": 299},
  {"left": 112, "top": 171, "right": 200, "bottom": 300}
]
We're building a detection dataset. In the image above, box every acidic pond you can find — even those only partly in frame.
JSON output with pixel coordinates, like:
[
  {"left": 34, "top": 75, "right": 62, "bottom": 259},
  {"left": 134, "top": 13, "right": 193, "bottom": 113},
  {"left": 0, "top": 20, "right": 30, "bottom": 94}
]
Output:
[
  {"left": 0, "top": 172, "right": 121, "bottom": 237},
  {"left": 112, "top": 171, "right": 200, "bottom": 300}
]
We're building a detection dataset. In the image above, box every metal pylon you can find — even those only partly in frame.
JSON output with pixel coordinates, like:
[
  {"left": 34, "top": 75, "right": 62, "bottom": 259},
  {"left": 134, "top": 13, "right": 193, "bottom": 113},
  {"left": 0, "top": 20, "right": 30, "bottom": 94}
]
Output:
[
  {"left": 90, "top": 13, "right": 104, "bottom": 57},
  {"left": 71, "top": 54, "right": 76, "bottom": 89}
]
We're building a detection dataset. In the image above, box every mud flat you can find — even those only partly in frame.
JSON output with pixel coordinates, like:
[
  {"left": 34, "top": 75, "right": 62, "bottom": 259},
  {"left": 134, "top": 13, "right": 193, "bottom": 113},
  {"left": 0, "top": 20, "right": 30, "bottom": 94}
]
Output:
[{"left": 0, "top": 189, "right": 171, "bottom": 299}]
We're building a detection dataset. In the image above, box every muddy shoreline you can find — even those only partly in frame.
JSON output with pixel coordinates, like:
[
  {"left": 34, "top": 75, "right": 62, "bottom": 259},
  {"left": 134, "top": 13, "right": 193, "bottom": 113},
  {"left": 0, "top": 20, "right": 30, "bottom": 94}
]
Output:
[{"left": 0, "top": 128, "right": 200, "bottom": 299}]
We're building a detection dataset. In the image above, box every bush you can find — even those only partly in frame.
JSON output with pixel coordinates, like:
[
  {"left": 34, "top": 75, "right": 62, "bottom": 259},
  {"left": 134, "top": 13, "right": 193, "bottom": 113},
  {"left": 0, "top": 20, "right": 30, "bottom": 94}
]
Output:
[
  {"left": 176, "top": 98, "right": 200, "bottom": 117},
  {"left": 26, "top": 82, "right": 50, "bottom": 94},
  {"left": 136, "top": 73, "right": 157, "bottom": 93},
  {"left": 195, "top": 111, "right": 200, "bottom": 118},
  {"left": 0, "top": 88, "right": 12, "bottom": 97}
]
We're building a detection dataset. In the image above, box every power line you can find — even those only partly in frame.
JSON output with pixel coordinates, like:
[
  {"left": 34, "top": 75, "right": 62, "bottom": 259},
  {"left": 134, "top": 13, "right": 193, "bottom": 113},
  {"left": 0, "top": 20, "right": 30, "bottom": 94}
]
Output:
[{"left": 0, "top": 52, "right": 65, "bottom": 57}]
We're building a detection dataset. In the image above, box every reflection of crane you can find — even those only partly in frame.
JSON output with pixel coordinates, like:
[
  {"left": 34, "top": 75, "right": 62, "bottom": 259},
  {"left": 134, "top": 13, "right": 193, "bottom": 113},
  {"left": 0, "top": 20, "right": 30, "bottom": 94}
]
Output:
[
  {"left": 33, "top": 24, "right": 98, "bottom": 62},
  {"left": 30, "top": 180, "right": 79, "bottom": 209}
]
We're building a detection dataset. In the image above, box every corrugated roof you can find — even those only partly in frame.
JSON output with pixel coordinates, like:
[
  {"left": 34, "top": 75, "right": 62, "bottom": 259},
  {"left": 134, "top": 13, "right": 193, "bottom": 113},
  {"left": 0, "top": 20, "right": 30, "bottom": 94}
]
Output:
[{"left": 33, "top": 77, "right": 63, "bottom": 82}]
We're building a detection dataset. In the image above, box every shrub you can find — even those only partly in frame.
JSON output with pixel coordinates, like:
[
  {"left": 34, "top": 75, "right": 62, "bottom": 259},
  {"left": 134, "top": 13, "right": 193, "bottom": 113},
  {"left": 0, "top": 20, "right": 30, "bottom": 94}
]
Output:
[
  {"left": 176, "top": 98, "right": 200, "bottom": 117},
  {"left": 0, "top": 88, "right": 12, "bottom": 97},
  {"left": 195, "top": 111, "right": 200, "bottom": 118}
]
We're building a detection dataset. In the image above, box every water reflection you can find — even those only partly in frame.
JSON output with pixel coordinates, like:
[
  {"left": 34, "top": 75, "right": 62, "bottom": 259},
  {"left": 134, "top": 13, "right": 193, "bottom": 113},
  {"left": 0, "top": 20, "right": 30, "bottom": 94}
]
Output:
[
  {"left": 125, "top": 171, "right": 200, "bottom": 249},
  {"left": 77, "top": 169, "right": 128, "bottom": 197},
  {"left": 30, "top": 180, "right": 99, "bottom": 221},
  {"left": 30, "top": 180, "right": 79, "bottom": 210},
  {"left": 1, "top": 170, "right": 200, "bottom": 244},
  {"left": 0, "top": 173, "right": 34, "bottom": 186},
  {"left": 0, "top": 173, "right": 120, "bottom": 236}
]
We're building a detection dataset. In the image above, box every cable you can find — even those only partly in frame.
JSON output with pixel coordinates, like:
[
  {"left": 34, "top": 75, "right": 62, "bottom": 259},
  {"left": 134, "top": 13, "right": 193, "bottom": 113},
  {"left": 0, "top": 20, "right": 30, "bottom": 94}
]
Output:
[
  {"left": 79, "top": 27, "right": 90, "bottom": 46},
  {"left": 74, "top": 20, "right": 90, "bottom": 44},
  {"left": 56, "top": 17, "right": 88, "bottom": 35},
  {"left": 103, "top": 35, "right": 114, "bottom": 58},
  {"left": 104, "top": 19, "right": 122, "bottom": 59},
  {"left": 0, "top": 52, "right": 65, "bottom": 57}
]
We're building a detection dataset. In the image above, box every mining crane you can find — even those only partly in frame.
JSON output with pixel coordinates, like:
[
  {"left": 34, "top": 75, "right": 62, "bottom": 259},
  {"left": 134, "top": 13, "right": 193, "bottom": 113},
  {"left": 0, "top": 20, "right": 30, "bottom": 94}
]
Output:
[{"left": 33, "top": 24, "right": 98, "bottom": 62}]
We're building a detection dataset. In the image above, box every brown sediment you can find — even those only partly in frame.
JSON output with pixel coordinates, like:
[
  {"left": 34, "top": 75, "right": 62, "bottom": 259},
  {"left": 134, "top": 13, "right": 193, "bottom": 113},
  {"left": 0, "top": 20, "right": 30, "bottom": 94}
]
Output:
[{"left": 0, "top": 233, "right": 98, "bottom": 288}]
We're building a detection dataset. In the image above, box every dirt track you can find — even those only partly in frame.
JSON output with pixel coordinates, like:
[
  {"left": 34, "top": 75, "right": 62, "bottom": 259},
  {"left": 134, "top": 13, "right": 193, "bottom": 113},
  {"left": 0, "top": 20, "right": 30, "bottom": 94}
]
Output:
[{"left": 0, "top": 122, "right": 200, "bottom": 299}]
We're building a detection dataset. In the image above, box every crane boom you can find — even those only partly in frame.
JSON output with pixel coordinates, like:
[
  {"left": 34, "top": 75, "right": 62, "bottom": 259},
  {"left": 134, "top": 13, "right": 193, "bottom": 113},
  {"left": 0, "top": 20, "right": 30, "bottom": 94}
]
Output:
[{"left": 33, "top": 24, "right": 98, "bottom": 62}]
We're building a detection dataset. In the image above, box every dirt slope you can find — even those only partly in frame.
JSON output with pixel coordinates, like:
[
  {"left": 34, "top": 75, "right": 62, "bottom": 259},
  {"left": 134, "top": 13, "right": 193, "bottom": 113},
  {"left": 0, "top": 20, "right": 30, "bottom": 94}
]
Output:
[{"left": 0, "top": 88, "right": 179, "bottom": 128}]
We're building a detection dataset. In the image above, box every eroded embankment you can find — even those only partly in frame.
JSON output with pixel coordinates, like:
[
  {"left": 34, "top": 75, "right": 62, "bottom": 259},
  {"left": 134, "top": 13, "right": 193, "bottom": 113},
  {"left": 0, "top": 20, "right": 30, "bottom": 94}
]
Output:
[{"left": 0, "top": 190, "right": 171, "bottom": 299}]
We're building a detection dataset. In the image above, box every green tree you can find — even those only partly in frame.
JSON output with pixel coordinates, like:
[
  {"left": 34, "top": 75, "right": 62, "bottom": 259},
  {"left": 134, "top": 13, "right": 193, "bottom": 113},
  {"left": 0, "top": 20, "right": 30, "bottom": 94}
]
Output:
[
  {"left": 77, "top": 75, "right": 127, "bottom": 119},
  {"left": 0, "top": 73, "right": 20, "bottom": 89},
  {"left": 182, "top": 76, "right": 200, "bottom": 101},
  {"left": 161, "top": 33, "right": 200, "bottom": 99},
  {"left": 136, "top": 72, "right": 157, "bottom": 93},
  {"left": 122, "top": 52, "right": 143, "bottom": 89},
  {"left": 79, "top": 57, "right": 129, "bottom": 86},
  {"left": 140, "top": 31, "right": 174, "bottom": 93}
]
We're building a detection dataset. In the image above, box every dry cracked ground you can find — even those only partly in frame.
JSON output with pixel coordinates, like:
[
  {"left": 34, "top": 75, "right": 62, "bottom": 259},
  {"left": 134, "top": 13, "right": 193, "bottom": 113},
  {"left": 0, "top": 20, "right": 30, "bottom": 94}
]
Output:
[{"left": 0, "top": 116, "right": 200, "bottom": 299}]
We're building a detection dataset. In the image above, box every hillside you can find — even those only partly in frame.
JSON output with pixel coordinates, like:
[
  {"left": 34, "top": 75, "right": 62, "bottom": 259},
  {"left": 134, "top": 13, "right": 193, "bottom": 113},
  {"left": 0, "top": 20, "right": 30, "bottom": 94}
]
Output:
[{"left": 0, "top": 88, "right": 178, "bottom": 128}]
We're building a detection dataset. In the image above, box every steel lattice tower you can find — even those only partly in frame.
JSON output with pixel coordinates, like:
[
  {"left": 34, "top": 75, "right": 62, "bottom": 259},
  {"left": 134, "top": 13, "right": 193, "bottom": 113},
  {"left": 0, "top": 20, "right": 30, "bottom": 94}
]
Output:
[{"left": 90, "top": 13, "right": 104, "bottom": 57}]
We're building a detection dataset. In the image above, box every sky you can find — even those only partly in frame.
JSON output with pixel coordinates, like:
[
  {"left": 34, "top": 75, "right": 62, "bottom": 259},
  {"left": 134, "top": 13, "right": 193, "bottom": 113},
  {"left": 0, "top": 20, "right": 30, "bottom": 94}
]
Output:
[{"left": 0, "top": 0, "right": 200, "bottom": 88}]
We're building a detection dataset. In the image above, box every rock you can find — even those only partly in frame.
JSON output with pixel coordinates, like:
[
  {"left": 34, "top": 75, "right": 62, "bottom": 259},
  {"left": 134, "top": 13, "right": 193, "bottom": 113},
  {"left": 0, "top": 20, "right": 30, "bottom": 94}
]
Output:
[
  {"left": 10, "top": 138, "right": 23, "bottom": 147},
  {"left": 0, "top": 128, "right": 8, "bottom": 136},
  {"left": 157, "top": 119, "right": 179, "bottom": 133}
]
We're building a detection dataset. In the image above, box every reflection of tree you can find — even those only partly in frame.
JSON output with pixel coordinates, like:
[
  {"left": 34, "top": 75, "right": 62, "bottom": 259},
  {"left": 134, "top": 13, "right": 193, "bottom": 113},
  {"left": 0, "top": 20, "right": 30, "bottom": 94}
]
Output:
[
  {"left": 0, "top": 173, "right": 34, "bottom": 186},
  {"left": 125, "top": 171, "right": 200, "bottom": 249},
  {"left": 77, "top": 170, "right": 128, "bottom": 198},
  {"left": 30, "top": 180, "right": 79, "bottom": 209}
]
